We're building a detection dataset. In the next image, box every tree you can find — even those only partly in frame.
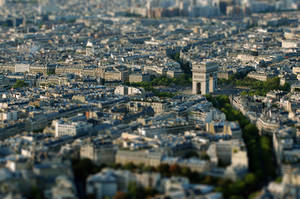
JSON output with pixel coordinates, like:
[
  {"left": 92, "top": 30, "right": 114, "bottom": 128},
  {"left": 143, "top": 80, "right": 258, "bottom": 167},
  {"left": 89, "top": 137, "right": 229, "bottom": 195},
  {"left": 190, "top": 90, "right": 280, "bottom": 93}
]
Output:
[
  {"left": 13, "top": 80, "right": 28, "bottom": 89},
  {"left": 113, "top": 191, "right": 126, "bottom": 199},
  {"left": 124, "top": 162, "right": 136, "bottom": 171},
  {"left": 206, "top": 95, "right": 278, "bottom": 198},
  {"left": 229, "top": 195, "right": 243, "bottom": 199},
  {"left": 127, "top": 182, "right": 146, "bottom": 199},
  {"left": 180, "top": 166, "right": 191, "bottom": 176},
  {"left": 243, "top": 124, "right": 259, "bottom": 137},
  {"left": 184, "top": 151, "right": 199, "bottom": 159},
  {"left": 157, "top": 164, "right": 170, "bottom": 175},
  {"left": 86, "top": 194, "right": 96, "bottom": 199},
  {"left": 142, "top": 165, "right": 156, "bottom": 172},
  {"left": 71, "top": 158, "right": 100, "bottom": 181},
  {"left": 28, "top": 186, "right": 45, "bottom": 199},
  {"left": 244, "top": 173, "right": 257, "bottom": 192},
  {"left": 169, "top": 164, "right": 181, "bottom": 175}
]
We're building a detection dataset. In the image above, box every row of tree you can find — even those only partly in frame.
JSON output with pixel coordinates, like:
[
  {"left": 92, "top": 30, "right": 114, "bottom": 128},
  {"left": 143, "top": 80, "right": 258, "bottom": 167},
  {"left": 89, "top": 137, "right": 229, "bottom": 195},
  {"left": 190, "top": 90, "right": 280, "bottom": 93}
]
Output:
[
  {"left": 72, "top": 158, "right": 235, "bottom": 199},
  {"left": 126, "top": 74, "right": 192, "bottom": 98},
  {"left": 219, "top": 76, "right": 290, "bottom": 96},
  {"left": 206, "top": 94, "right": 278, "bottom": 198},
  {"left": 72, "top": 156, "right": 271, "bottom": 199},
  {"left": 13, "top": 79, "right": 28, "bottom": 89},
  {"left": 127, "top": 74, "right": 191, "bottom": 88},
  {"left": 113, "top": 182, "right": 157, "bottom": 199}
]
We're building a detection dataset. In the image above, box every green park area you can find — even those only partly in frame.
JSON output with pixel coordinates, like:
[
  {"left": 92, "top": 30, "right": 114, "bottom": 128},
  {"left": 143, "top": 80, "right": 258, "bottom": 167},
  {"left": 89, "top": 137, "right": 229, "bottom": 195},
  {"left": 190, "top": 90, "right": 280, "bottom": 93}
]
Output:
[
  {"left": 219, "top": 75, "right": 290, "bottom": 96},
  {"left": 13, "top": 80, "right": 28, "bottom": 89},
  {"left": 126, "top": 74, "right": 191, "bottom": 98}
]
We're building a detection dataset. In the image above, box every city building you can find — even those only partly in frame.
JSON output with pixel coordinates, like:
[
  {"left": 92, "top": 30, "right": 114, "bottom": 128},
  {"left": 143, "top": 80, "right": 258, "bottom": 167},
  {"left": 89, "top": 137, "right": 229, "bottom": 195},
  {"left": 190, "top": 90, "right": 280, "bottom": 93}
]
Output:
[
  {"left": 192, "top": 61, "right": 218, "bottom": 95},
  {"left": 80, "top": 139, "right": 116, "bottom": 165},
  {"left": 54, "top": 120, "right": 92, "bottom": 137}
]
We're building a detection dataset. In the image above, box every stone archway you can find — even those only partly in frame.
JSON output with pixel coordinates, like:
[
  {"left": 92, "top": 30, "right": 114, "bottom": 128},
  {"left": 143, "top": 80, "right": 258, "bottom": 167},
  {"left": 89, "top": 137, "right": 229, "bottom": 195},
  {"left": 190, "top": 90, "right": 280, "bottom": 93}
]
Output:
[{"left": 196, "top": 82, "right": 201, "bottom": 94}]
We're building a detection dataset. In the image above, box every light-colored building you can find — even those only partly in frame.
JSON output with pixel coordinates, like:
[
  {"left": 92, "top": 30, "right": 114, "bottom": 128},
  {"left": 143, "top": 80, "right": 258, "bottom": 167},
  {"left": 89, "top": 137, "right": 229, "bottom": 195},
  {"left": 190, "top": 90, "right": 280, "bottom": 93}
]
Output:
[
  {"left": 237, "top": 54, "right": 255, "bottom": 62},
  {"left": 247, "top": 71, "right": 270, "bottom": 81},
  {"left": 215, "top": 140, "right": 232, "bottom": 166},
  {"left": 80, "top": 140, "right": 116, "bottom": 165},
  {"left": 129, "top": 73, "right": 150, "bottom": 83},
  {"left": 132, "top": 101, "right": 169, "bottom": 114},
  {"left": 189, "top": 106, "right": 226, "bottom": 123},
  {"left": 0, "top": 0, "right": 5, "bottom": 7},
  {"left": 217, "top": 70, "right": 233, "bottom": 80},
  {"left": 192, "top": 61, "right": 218, "bottom": 95},
  {"left": 256, "top": 116, "right": 280, "bottom": 133},
  {"left": 208, "top": 140, "right": 248, "bottom": 180},
  {"left": 86, "top": 41, "right": 94, "bottom": 56},
  {"left": 6, "top": 158, "right": 28, "bottom": 172},
  {"left": 54, "top": 120, "right": 92, "bottom": 137},
  {"left": 206, "top": 121, "right": 242, "bottom": 139},
  {"left": 0, "top": 64, "right": 14, "bottom": 72},
  {"left": 0, "top": 110, "right": 17, "bottom": 121},
  {"left": 50, "top": 176, "right": 78, "bottom": 199},
  {"left": 37, "top": 76, "right": 69, "bottom": 87},
  {"left": 282, "top": 40, "right": 300, "bottom": 49},
  {"left": 292, "top": 66, "right": 300, "bottom": 75},
  {"left": 15, "top": 63, "right": 29, "bottom": 73},
  {"left": 115, "top": 150, "right": 162, "bottom": 167},
  {"left": 87, "top": 169, "right": 161, "bottom": 198},
  {"left": 86, "top": 170, "right": 118, "bottom": 199},
  {"left": 104, "top": 71, "right": 128, "bottom": 82},
  {"left": 224, "top": 149, "right": 248, "bottom": 180},
  {"left": 29, "top": 64, "right": 55, "bottom": 75},
  {"left": 114, "top": 86, "right": 142, "bottom": 96},
  {"left": 291, "top": 82, "right": 300, "bottom": 92}
]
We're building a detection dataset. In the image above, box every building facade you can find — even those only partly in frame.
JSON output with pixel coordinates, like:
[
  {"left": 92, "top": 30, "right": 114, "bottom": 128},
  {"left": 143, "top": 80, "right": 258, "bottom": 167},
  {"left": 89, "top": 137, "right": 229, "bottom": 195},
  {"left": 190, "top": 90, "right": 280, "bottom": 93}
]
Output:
[
  {"left": 192, "top": 61, "right": 218, "bottom": 95},
  {"left": 54, "top": 120, "right": 92, "bottom": 137},
  {"left": 80, "top": 140, "right": 116, "bottom": 165}
]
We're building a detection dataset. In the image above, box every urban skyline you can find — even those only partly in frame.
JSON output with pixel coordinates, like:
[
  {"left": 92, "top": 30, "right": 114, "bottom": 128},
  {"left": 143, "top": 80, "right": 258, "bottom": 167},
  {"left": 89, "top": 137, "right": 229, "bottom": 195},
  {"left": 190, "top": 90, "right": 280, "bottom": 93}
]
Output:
[{"left": 0, "top": 0, "right": 299, "bottom": 199}]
